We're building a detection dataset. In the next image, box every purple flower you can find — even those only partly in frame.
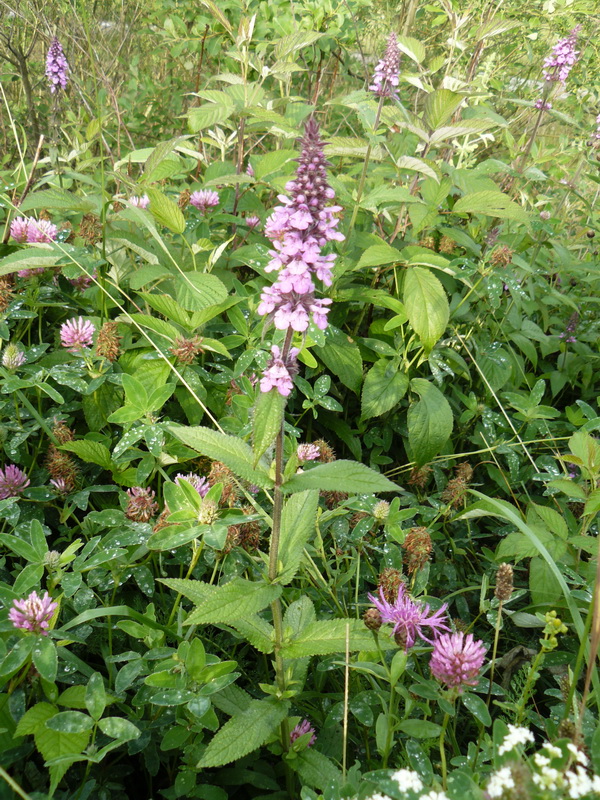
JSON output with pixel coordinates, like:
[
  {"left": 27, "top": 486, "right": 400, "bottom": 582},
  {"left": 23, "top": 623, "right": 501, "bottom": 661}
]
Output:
[
  {"left": 2, "top": 344, "right": 26, "bottom": 370},
  {"left": 50, "top": 477, "right": 71, "bottom": 495},
  {"left": 69, "top": 270, "right": 97, "bottom": 291},
  {"left": 9, "top": 217, "right": 29, "bottom": 243},
  {"left": 367, "top": 585, "right": 450, "bottom": 650},
  {"left": 9, "top": 590, "right": 57, "bottom": 634},
  {"left": 60, "top": 317, "right": 95, "bottom": 352},
  {"left": 175, "top": 473, "right": 210, "bottom": 498},
  {"left": 540, "top": 210, "right": 551, "bottom": 220},
  {"left": 11, "top": 216, "right": 58, "bottom": 251},
  {"left": 246, "top": 215, "right": 261, "bottom": 229},
  {"left": 0, "top": 464, "right": 30, "bottom": 500},
  {"left": 430, "top": 631, "right": 486, "bottom": 690},
  {"left": 297, "top": 443, "right": 320, "bottom": 461},
  {"left": 46, "top": 38, "right": 69, "bottom": 93},
  {"left": 370, "top": 33, "right": 401, "bottom": 98},
  {"left": 190, "top": 190, "right": 220, "bottom": 214},
  {"left": 535, "top": 99, "right": 552, "bottom": 110},
  {"left": 566, "top": 462, "right": 578, "bottom": 479},
  {"left": 125, "top": 487, "right": 158, "bottom": 522},
  {"left": 290, "top": 719, "right": 316, "bottom": 747},
  {"left": 246, "top": 163, "right": 255, "bottom": 177},
  {"left": 129, "top": 195, "right": 150, "bottom": 209},
  {"left": 559, "top": 311, "right": 579, "bottom": 343},
  {"left": 259, "top": 345, "right": 299, "bottom": 397},
  {"left": 543, "top": 26, "right": 581, "bottom": 83}
]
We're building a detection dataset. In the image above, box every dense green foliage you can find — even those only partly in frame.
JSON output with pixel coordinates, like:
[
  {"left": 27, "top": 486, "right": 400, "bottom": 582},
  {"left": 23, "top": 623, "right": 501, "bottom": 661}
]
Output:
[{"left": 0, "top": 1, "right": 599, "bottom": 799}]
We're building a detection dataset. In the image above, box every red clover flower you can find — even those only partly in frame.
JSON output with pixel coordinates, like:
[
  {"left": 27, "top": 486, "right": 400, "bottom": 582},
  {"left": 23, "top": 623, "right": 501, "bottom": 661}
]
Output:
[
  {"left": 290, "top": 719, "right": 316, "bottom": 747},
  {"left": 9, "top": 590, "right": 57, "bottom": 634},
  {"left": 46, "top": 38, "right": 69, "bottom": 93},
  {"left": 60, "top": 317, "right": 96, "bottom": 352},
  {"left": 130, "top": 195, "right": 150, "bottom": 209},
  {"left": 190, "top": 190, "right": 220, "bottom": 214},
  {"left": 367, "top": 584, "right": 450, "bottom": 650},
  {"left": 0, "top": 464, "right": 30, "bottom": 499},
  {"left": 175, "top": 473, "right": 210, "bottom": 498},
  {"left": 2, "top": 344, "right": 26, "bottom": 371},
  {"left": 297, "top": 443, "right": 320, "bottom": 461},
  {"left": 430, "top": 631, "right": 486, "bottom": 691},
  {"left": 10, "top": 217, "right": 58, "bottom": 245}
]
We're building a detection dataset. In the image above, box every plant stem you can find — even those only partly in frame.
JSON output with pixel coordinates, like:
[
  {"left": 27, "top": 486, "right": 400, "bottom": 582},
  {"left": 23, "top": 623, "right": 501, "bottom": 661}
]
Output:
[
  {"left": 348, "top": 95, "right": 385, "bottom": 233},
  {"left": 487, "top": 600, "right": 503, "bottom": 709},
  {"left": 439, "top": 712, "right": 451, "bottom": 789},
  {"left": 0, "top": 766, "right": 33, "bottom": 800}
]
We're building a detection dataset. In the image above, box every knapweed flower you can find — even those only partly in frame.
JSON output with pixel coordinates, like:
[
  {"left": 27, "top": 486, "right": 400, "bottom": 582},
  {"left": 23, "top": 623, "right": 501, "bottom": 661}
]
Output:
[
  {"left": 190, "top": 190, "right": 219, "bottom": 214},
  {"left": 125, "top": 487, "right": 158, "bottom": 522},
  {"left": 487, "top": 768, "right": 516, "bottom": 799},
  {"left": 9, "top": 590, "right": 57, "bottom": 634},
  {"left": 297, "top": 443, "right": 320, "bottom": 461},
  {"left": 430, "top": 631, "right": 486, "bottom": 690},
  {"left": 390, "top": 769, "right": 423, "bottom": 792},
  {"left": 370, "top": 32, "right": 401, "bottom": 98},
  {"left": 259, "top": 344, "right": 300, "bottom": 397},
  {"left": 290, "top": 719, "right": 316, "bottom": 747},
  {"left": 497, "top": 724, "right": 535, "bottom": 755},
  {"left": 2, "top": 343, "right": 26, "bottom": 370},
  {"left": 0, "top": 464, "right": 30, "bottom": 499},
  {"left": 368, "top": 584, "right": 449, "bottom": 649},
  {"left": 175, "top": 473, "right": 210, "bottom": 498},
  {"left": 543, "top": 26, "right": 581, "bottom": 83},
  {"left": 129, "top": 195, "right": 150, "bottom": 209},
  {"left": 46, "top": 38, "right": 69, "bottom": 93},
  {"left": 60, "top": 317, "right": 95, "bottom": 352},
  {"left": 257, "top": 117, "right": 342, "bottom": 336}
]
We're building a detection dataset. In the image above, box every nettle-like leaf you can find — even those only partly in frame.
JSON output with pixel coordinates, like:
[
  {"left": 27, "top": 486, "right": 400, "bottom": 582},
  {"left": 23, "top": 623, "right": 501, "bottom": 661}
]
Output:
[
  {"left": 61, "top": 440, "right": 113, "bottom": 470},
  {"left": 407, "top": 378, "right": 453, "bottom": 465},
  {"left": 281, "top": 619, "right": 396, "bottom": 658},
  {"left": 315, "top": 326, "right": 363, "bottom": 394},
  {"left": 453, "top": 190, "right": 529, "bottom": 227},
  {"left": 252, "top": 389, "right": 285, "bottom": 466},
  {"left": 277, "top": 490, "right": 319, "bottom": 584},
  {"left": 167, "top": 425, "right": 274, "bottom": 488},
  {"left": 160, "top": 577, "right": 282, "bottom": 626},
  {"left": 404, "top": 266, "right": 449, "bottom": 352},
  {"left": 145, "top": 188, "right": 186, "bottom": 234},
  {"left": 361, "top": 360, "right": 409, "bottom": 420},
  {"left": 283, "top": 460, "right": 399, "bottom": 495},
  {"left": 197, "top": 698, "right": 289, "bottom": 769}
]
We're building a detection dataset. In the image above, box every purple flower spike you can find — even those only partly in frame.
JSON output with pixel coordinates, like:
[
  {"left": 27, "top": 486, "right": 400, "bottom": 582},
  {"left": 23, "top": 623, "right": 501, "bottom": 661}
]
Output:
[
  {"left": 543, "top": 26, "right": 581, "bottom": 83},
  {"left": 60, "top": 317, "right": 95, "bottom": 352},
  {"left": 0, "top": 464, "right": 30, "bottom": 500},
  {"left": 175, "top": 473, "right": 210, "bottom": 498},
  {"left": 46, "top": 38, "right": 69, "bottom": 93},
  {"left": 259, "top": 345, "right": 300, "bottom": 397},
  {"left": 430, "top": 631, "right": 486, "bottom": 691},
  {"left": 367, "top": 585, "right": 450, "bottom": 650},
  {"left": 290, "top": 719, "right": 316, "bottom": 747},
  {"left": 9, "top": 590, "right": 57, "bottom": 634},
  {"left": 190, "top": 190, "right": 220, "bottom": 214},
  {"left": 370, "top": 33, "right": 401, "bottom": 98}
]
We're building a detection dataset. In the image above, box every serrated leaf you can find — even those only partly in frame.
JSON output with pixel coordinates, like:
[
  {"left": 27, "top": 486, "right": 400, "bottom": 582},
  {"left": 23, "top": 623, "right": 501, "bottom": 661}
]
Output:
[
  {"left": 60, "top": 440, "right": 112, "bottom": 470},
  {"left": 188, "top": 102, "right": 234, "bottom": 133},
  {"left": 145, "top": 188, "right": 186, "bottom": 234},
  {"left": 0, "top": 248, "right": 61, "bottom": 277},
  {"left": 424, "top": 89, "right": 463, "bottom": 129},
  {"left": 407, "top": 378, "right": 453, "bottom": 465},
  {"left": 283, "top": 460, "right": 399, "bottom": 495},
  {"left": 395, "top": 156, "right": 440, "bottom": 182},
  {"left": 453, "top": 191, "right": 529, "bottom": 226},
  {"left": 20, "top": 188, "right": 98, "bottom": 214},
  {"left": 292, "top": 748, "right": 342, "bottom": 791},
  {"left": 404, "top": 266, "right": 449, "bottom": 352},
  {"left": 253, "top": 389, "right": 285, "bottom": 466},
  {"left": 198, "top": 698, "right": 289, "bottom": 768},
  {"left": 280, "top": 619, "right": 395, "bottom": 658},
  {"left": 229, "top": 616, "right": 274, "bottom": 653},
  {"left": 356, "top": 243, "right": 403, "bottom": 269},
  {"left": 278, "top": 490, "right": 319, "bottom": 584},
  {"left": 361, "top": 361, "right": 409, "bottom": 419},
  {"left": 316, "top": 327, "right": 362, "bottom": 394},
  {"left": 167, "top": 425, "right": 273, "bottom": 488},
  {"left": 174, "top": 273, "right": 228, "bottom": 312}
]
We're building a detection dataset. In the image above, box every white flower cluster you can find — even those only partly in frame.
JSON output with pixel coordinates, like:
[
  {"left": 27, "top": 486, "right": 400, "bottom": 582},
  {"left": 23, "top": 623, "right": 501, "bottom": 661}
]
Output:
[
  {"left": 498, "top": 724, "right": 535, "bottom": 755},
  {"left": 363, "top": 769, "right": 449, "bottom": 800},
  {"left": 488, "top": 767, "right": 516, "bottom": 798}
]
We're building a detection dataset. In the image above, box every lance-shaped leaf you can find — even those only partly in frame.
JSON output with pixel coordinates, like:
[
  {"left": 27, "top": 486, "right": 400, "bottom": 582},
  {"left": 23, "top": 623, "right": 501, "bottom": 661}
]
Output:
[
  {"left": 253, "top": 389, "right": 285, "bottom": 466},
  {"left": 277, "top": 490, "right": 319, "bottom": 584},
  {"left": 404, "top": 266, "right": 449, "bottom": 352},
  {"left": 283, "top": 460, "right": 399, "bottom": 495},
  {"left": 281, "top": 618, "right": 396, "bottom": 658}
]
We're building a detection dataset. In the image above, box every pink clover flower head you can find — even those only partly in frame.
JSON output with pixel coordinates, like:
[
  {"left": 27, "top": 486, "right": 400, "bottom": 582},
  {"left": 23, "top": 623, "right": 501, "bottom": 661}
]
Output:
[
  {"left": 290, "top": 719, "right": 316, "bottom": 747},
  {"left": 543, "top": 26, "right": 581, "bottom": 83},
  {"left": 129, "top": 195, "right": 150, "bottom": 209},
  {"left": 297, "top": 443, "right": 320, "bottom": 462},
  {"left": 60, "top": 317, "right": 96, "bottom": 352},
  {"left": 368, "top": 585, "right": 450, "bottom": 650},
  {"left": 69, "top": 270, "right": 97, "bottom": 291},
  {"left": 9, "top": 590, "right": 57, "bottom": 634},
  {"left": 246, "top": 215, "right": 261, "bottom": 229},
  {"left": 246, "top": 163, "right": 255, "bottom": 177},
  {"left": 27, "top": 219, "right": 59, "bottom": 244},
  {"left": 370, "top": 32, "right": 401, "bottom": 98},
  {"left": 2, "top": 344, "right": 26, "bottom": 371},
  {"left": 0, "top": 464, "right": 30, "bottom": 500},
  {"left": 430, "top": 631, "right": 487, "bottom": 691},
  {"left": 9, "top": 217, "right": 29, "bottom": 243},
  {"left": 46, "top": 38, "right": 69, "bottom": 93},
  {"left": 190, "top": 190, "right": 220, "bottom": 214},
  {"left": 175, "top": 473, "right": 210, "bottom": 498},
  {"left": 259, "top": 345, "right": 299, "bottom": 397},
  {"left": 50, "top": 477, "right": 71, "bottom": 495}
]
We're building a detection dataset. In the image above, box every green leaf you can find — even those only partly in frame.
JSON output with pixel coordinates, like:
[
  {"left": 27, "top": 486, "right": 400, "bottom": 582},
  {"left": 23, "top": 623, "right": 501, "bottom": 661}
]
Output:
[
  {"left": 291, "top": 748, "right": 342, "bottom": 791},
  {"left": 453, "top": 191, "right": 529, "bottom": 226},
  {"left": 316, "top": 327, "right": 363, "bottom": 394},
  {"left": 361, "top": 360, "right": 409, "bottom": 419},
  {"left": 174, "top": 273, "right": 229, "bottom": 312},
  {"left": 0, "top": 636, "right": 34, "bottom": 677},
  {"left": 228, "top": 616, "right": 274, "bottom": 653},
  {"left": 396, "top": 35, "right": 426, "bottom": 63},
  {"left": 60, "top": 440, "right": 112, "bottom": 470},
  {"left": 356, "top": 243, "right": 403, "bottom": 269},
  {"left": 160, "top": 577, "right": 282, "bottom": 626},
  {"left": 396, "top": 719, "right": 443, "bottom": 738},
  {"left": 529, "top": 557, "right": 562, "bottom": 607},
  {"left": 280, "top": 619, "right": 395, "bottom": 658},
  {"left": 167, "top": 425, "right": 273, "bottom": 488},
  {"left": 278, "top": 490, "right": 319, "bottom": 584},
  {"left": 147, "top": 524, "right": 208, "bottom": 551},
  {"left": 32, "top": 637, "right": 57, "bottom": 683},
  {"left": 20, "top": 188, "right": 98, "bottom": 214},
  {"left": 98, "top": 717, "right": 141, "bottom": 741},
  {"left": 45, "top": 711, "right": 95, "bottom": 734},
  {"left": 144, "top": 136, "right": 184, "bottom": 183},
  {"left": 407, "top": 378, "right": 453, "bottom": 465},
  {"left": 145, "top": 188, "right": 186, "bottom": 234},
  {"left": 404, "top": 267, "right": 449, "bottom": 352},
  {"left": 197, "top": 698, "right": 289, "bottom": 768},
  {"left": 0, "top": 248, "right": 60, "bottom": 277},
  {"left": 283, "top": 460, "right": 399, "bottom": 495},
  {"left": 188, "top": 102, "right": 234, "bottom": 133},
  {"left": 85, "top": 673, "right": 106, "bottom": 722},
  {"left": 424, "top": 89, "right": 463, "bottom": 129},
  {"left": 462, "top": 693, "right": 491, "bottom": 726},
  {"left": 253, "top": 389, "right": 286, "bottom": 466}
]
